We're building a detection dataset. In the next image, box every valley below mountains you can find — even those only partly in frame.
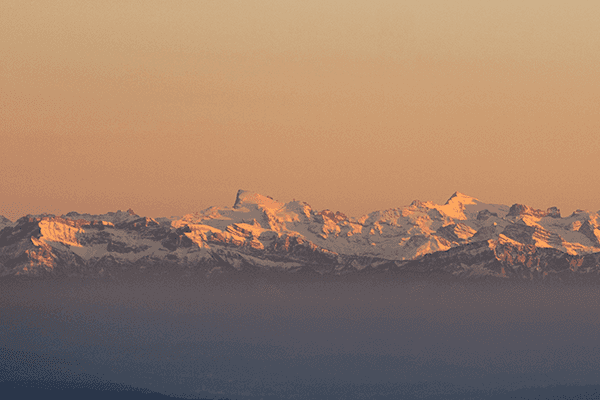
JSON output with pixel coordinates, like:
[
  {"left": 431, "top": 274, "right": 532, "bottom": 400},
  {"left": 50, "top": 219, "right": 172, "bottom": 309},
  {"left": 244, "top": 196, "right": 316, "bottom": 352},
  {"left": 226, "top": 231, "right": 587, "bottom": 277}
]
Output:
[{"left": 2, "top": 190, "right": 600, "bottom": 281}]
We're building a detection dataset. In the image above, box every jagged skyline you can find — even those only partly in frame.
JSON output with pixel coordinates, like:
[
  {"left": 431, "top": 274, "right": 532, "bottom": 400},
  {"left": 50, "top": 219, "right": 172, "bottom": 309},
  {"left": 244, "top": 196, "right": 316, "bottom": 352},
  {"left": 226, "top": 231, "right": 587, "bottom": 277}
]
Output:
[
  {"left": 2, "top": 189, "right": 599, "bottom": 223},
  {"left": 2, "top": 189, "right": 599, "bottom": 279}
]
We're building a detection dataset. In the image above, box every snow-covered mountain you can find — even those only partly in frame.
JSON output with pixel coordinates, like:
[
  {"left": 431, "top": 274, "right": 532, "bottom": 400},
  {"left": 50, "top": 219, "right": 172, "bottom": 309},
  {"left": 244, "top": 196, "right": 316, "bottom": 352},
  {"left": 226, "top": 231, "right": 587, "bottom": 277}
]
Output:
[{"left": 1, "top": 190, "right": 600, "bottom": 280}]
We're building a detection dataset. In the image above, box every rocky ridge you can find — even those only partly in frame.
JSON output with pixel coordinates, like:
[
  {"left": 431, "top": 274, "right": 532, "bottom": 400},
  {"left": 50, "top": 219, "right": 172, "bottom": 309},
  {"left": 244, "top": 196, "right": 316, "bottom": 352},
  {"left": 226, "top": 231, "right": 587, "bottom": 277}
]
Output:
[{"left": 1, "top": 190, "right": 600, "bottom": 280}]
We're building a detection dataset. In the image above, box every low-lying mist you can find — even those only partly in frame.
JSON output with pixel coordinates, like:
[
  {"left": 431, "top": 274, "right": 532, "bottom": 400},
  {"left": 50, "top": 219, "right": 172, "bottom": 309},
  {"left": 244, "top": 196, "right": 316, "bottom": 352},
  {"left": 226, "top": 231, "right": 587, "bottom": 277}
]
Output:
[{"left": 2, "top": 274, "right": 600, "bottom": 399}]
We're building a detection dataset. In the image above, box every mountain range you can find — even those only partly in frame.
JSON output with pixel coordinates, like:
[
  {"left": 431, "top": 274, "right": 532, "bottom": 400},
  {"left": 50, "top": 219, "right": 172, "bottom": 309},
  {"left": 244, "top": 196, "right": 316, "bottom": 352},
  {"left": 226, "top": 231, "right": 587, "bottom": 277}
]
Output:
[{"left": 1, "top": 190, "right": 600, "bottom": 280}]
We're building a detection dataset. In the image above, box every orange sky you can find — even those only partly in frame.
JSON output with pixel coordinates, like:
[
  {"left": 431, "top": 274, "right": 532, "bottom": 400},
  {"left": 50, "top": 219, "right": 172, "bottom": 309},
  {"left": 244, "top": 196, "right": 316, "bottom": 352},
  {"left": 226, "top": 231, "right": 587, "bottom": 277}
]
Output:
[{"left": 1, "top": 1, "right": 599, "bottom": 221}]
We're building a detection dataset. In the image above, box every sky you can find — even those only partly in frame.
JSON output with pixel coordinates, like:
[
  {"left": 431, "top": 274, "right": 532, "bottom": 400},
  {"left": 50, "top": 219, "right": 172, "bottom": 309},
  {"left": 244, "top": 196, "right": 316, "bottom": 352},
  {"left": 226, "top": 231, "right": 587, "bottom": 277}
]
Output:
[{"left": 1, "top": 1, "right": 599, "bottom": 221}]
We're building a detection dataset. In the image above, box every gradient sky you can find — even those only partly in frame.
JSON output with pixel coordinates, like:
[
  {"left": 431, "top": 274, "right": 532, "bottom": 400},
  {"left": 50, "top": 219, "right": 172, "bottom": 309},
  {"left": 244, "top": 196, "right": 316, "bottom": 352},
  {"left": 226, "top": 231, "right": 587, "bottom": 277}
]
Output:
[{"left": 1, "top": 1, "right": 599, "bottom": 221}]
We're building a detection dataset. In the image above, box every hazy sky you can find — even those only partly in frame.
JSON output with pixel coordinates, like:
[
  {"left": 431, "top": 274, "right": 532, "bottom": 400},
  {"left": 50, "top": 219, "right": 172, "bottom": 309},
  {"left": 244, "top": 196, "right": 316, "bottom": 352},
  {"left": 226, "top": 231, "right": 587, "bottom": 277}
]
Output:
[{"left": 1, "top": 1, "right": 599, "bottom": 221}]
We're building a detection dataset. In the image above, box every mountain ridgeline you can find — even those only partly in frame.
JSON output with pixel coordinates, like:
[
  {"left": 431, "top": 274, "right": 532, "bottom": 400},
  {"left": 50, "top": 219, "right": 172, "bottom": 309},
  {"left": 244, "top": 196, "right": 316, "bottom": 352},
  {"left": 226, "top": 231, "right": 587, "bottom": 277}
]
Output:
[{"left": 1, "top": 190, "right": 600, "bottom": 280}]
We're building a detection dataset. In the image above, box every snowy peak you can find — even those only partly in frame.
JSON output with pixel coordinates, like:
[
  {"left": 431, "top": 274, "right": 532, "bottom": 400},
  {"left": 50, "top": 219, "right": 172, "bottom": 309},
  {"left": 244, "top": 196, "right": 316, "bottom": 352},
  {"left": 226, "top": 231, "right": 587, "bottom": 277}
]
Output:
[
  {"left": 431, "top": 192, "right": 482, "bottom": 220},
  {"left": 444, "top": 192, "right": 480, "bottom": 206},
  {"left": 280, "top": 200, "right": 313, "bottom": 220},
  {"left": 436, "top": 192, "right": 509, "bottom": 221},
  {"left": 233, "top": 190, "right": 284, "bottom": 211},
  {"left": 405, "top": 192, "right": 483, "bottom": 221},
  {"left": 62, "top": 210, "right": 140, "bottom": 224}
]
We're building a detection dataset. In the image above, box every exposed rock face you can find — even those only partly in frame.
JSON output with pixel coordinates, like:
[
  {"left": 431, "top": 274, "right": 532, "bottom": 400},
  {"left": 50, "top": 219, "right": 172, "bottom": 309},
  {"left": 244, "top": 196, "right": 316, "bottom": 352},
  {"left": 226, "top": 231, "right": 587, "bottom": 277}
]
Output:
[
  {"left": 476, "top": 209, "right": 498, "bottom": 221},
  {"left": 579, "top": 220, "right": 600, "bottom": 246},
  {"left": 502, "top": 224, "right": 537, "bottom": 245},
  {"left": 1, "top": 190, "right": 599, "bottom": 280},
  {"left": 0, "top": 215, "right": 12, "bottom": 230},
  {"left": 507, "top": 204, "right": 548, "bottom": 218},
  {"left": 506, "top": 204, "right": 562, "bottom": 219},
  {"left": 546, "top": 207, "right": 561, "bottom": 218}
]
